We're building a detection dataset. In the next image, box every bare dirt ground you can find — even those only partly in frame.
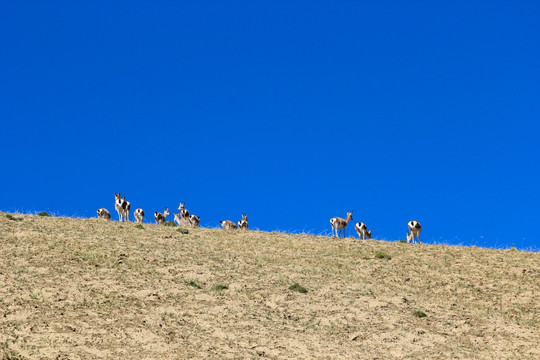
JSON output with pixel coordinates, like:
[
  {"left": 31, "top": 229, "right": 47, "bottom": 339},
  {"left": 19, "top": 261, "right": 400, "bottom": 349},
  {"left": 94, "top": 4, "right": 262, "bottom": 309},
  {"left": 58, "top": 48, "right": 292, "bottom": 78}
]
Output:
[{"left": 1, "top": 212, "right": 539, "bottom": 359}]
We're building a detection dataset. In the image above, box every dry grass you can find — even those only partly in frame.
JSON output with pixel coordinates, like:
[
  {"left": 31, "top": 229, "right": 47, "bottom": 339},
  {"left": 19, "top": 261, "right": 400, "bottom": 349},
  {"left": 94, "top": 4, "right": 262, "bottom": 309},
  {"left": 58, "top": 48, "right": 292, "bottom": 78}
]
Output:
[{"left": 0, "top": 212, "right": 539, "bottom": 359}]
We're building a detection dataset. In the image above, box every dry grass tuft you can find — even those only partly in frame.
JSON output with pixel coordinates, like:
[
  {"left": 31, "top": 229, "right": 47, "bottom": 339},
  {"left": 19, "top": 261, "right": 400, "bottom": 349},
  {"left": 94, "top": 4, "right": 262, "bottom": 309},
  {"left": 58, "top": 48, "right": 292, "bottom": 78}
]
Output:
[{"left": 0, "top": 211, "right": 539, "bottom": 359}]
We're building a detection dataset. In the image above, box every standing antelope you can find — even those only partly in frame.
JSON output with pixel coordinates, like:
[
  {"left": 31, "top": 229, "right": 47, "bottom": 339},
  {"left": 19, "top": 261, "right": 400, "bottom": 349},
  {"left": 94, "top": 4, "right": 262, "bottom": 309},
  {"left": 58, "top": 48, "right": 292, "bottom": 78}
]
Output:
[
  {"left": 154, "top": 208, "right": 170, "bottom": 225},
  {"left": 238, "top": 213, "right": 248, "bottom": 230},
  {"left": 177, "top": 202, "right": 191, "bottom": 226},
  {"left": 220, "top": 220, "right": 237, "bottom": 230},
  {"left": 330, "top": 211, "right": 353, "bottom": 238},
  {"left": 355, "top": 222, "right": 372, "bottom": 240},
  {"left": 134, "top": 208, "right": 145, "bottom": 224},
  {"left": 97, "top": 208, "right": 111, "bottom": 220},
  {"left": 189, "top": 214, "right": 200, "bottom": 228},
  {"left": 178, "top": 202, "right": 189, "bottom": 217},
  {"left": 173, "top": 212, "right": 182, "bottom": 226},
  {"left": 406, "top": 220, "right": 422, "bottom": 244},
  {"left": 114, "top": 192, "right": 131, "bottom": 222}
]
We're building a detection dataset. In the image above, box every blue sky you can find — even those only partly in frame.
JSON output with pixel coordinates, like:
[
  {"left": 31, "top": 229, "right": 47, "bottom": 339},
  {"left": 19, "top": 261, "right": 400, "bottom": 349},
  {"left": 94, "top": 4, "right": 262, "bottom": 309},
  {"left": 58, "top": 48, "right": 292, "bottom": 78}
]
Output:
[{"left": 1, "top": 1, "right": 539, "bottom": 249}]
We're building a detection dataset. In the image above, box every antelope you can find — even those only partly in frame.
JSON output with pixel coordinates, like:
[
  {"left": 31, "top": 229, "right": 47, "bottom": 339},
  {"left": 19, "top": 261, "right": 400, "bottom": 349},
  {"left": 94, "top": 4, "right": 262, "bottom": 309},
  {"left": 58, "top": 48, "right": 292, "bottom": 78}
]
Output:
[
  {"left": 97, "top": 208, "right": 111, "bottom": 220},
  {"left": 189, "top": 214, "right": 200, "bottom": 228},
  {"left": 174, "top": 212, "right": 199, "bottom": 228},
  {"left": 406, "top": 220, "right": 422, "bottom": 244},
  {"left": 173, "top": 212, "right": 181, "bottom": 226},
  {"left": 134, "top": 208, "right": 145, "bottom": 224},
  {"left": 114, "top": 192, "right": 131, "bottom": 222},
  {"left": 355, "top": 222, "right": 372, "bottom": 240},
  {"left": 154, "top": 208, "right": 170, "bottom": 225},
  {"left": 237, "top": 213, "right": 248, "bottom": 230},
  {"left": 220, "top": 220, "right": 237, "bottom": 230},
  {"left": 178, "top": 202, "right": 189, "bottom": 217},
  {"left": 177, "top": 202, "right": 191, "bottom": 226},
  {"left": 330, "top": 211, "right": 353, "bottom": 237}
]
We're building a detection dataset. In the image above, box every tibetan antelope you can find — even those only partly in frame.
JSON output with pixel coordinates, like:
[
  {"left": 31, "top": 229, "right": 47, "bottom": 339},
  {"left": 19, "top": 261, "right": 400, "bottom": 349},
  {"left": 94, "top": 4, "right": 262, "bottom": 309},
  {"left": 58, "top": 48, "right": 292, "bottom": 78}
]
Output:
[
  {"left": 355, "top": 222, "right": 372, "bottom": 240},
  {"left": 174, "top": 212, "right": 199, "bottom": 228},
  {"left": 134, "top": 208, "right": 145, "bottom": 224},
  {"left": 238, "top": 213, "right": 248, "bottom": 230},
  {"left": 173, "top": 212, "right": 182, "bottom": 226},
  {"left": 177, "top": 202, "right": 191, "bottom": 226},
  {"left": 406, "top": 220, "right": 422, "bottom": 244},
  {"left": 114, "top": 192, "right": 131, "bottom": 222},
  {"left": 97, "top": 208, "right": 111, "bottom": 220},
  {"left": 330, "top": 211, "right": 353, "bottom": 238},
  {"left": 178, "top": 202, "right": 189, "bottom": 217},
  {"left": 189, "top": 214, "right": 200, "bottom": 228},
  {"left": 154, "top": 208, "right": 170, "bottom": 225},
  {"left": 220, "top": 220, "right": 237, "bottom": 230}
]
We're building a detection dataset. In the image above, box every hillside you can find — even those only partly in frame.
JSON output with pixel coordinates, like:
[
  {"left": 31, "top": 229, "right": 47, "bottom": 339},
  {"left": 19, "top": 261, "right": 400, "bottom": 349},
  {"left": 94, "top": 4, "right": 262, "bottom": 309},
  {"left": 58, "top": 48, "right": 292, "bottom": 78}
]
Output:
[{"left": 1, "top": 212, "right": 539, "bottom": 359}]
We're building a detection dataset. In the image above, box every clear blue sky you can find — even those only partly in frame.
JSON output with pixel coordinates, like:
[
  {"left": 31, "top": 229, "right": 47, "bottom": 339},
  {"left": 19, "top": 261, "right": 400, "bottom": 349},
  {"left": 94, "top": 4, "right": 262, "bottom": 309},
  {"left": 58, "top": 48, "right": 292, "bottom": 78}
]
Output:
[{"left": 1, "top": 1, "right": 539, "bottom": 249}]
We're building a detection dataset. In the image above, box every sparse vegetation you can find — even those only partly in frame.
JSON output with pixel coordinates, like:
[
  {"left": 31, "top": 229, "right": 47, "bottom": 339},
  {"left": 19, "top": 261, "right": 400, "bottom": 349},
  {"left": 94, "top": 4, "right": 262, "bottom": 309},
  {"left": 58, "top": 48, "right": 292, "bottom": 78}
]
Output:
[
  {"left": 37, "top": 211, "right": 50, "bottom": 217},
  {"left": 177, "top": 227, "right": 189, "bottom": 234},
  {"left": 135, "top": 224, "right": 144, "bottom": 229},
  {"left": 211, "top": 284, "right": 228, "bottom": 291},
  {"left": 0, "top": 212, "right": 539, "bottom": 359},
  {"left": 5, "top": 214, "right": 22, "bottom": 222},
  {"left": 289, "top": 282, "right": 308, "bottom": 293},
  {"left": 374, "top": 250, "right": 391, "bottom": 260},
  {"left": 1, "top": 350, "right": 26, "bottom": 360},
  {"left": 164, "top": 221, "right": 177, "bottom": 227},
  {"left": 186, "top": 280, "right": 202, "bottom": 289},
  {"left": 0, "top": 343, "right": 26, "bottom": 360}
]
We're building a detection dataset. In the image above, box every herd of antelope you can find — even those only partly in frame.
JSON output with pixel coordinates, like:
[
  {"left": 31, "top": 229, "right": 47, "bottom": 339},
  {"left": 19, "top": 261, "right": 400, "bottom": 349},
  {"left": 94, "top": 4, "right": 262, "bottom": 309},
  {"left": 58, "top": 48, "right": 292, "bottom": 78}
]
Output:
[
  {"left": 329, "top": 211, "right": 422, "bottom": 244},
  {"left": 97, "top": 193, "right": 422, "bottom": 243},
  {"left": 96, "top": 193, "right": 248, "bottom": 231}
]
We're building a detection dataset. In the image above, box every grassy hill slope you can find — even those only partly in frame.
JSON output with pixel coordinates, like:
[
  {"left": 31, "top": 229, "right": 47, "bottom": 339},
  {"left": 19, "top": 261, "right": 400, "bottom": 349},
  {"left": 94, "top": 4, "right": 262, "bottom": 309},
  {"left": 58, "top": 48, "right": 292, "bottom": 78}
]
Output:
[{"left": 1, "top": 212, "right": 539, "bottom": 359}]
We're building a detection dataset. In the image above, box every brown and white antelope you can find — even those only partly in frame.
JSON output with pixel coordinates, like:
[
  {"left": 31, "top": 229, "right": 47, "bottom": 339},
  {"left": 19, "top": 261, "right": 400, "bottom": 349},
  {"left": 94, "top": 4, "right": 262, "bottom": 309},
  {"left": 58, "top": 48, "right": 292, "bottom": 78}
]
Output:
[
  {"left": 134, "top": 208, "right": 145, "bottom": 224},
  {"left": 220, "top": 220, "right": 237, "bottom": 230},
  {"left": 237, "top": 213, "right": 248, "bottom": 230},
  {"left": 114, "top": 192, "right": 131, "bottom": 222},
  {"left": 189, "top": 214, "right": 200, "bottom": 228},
  {"left": 154, "top": 208, "right": 170, "bottom": 225},
  {"left": 177, "top": 202, "right": 191, "bottom": 226},
  {"left": 178, "top": 202, "right": 189, "bottom": 217},
  {"left": 97, "top": 208, "right": 111, "bottom": 220},
  {"left": 330, "top": 211, "right": 353, "bottom": 237},
  {"left": 406, "top": 220, "right": 422, "bottom": 244},
  {"left": 355, "top": 222, "right": 372, "bottom": 240}
]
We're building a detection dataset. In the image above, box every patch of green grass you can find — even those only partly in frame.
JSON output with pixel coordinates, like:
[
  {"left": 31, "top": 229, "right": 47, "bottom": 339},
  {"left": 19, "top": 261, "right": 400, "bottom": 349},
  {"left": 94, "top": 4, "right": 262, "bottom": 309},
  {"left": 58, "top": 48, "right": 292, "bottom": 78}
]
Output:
[
  {"left": 37, "top": 211, "right": 50, "bottom": 217},
  {"left": 186, "top": 281, "right": 202, "bottom": 289},
  {"left": 5, "top": 214, "right": 23, "bottom": 222},
  {"left": 211, "top": 284, "right": 228, "bottom": 291},
  {"left": 289, "top": 283, "right": 308, "bottom": 293},
  {"left": 177, "top": 227, "right": 189, "bottom": 234},
  {"left": 412, "top": 310, "right": 427, "bottom": 318},
  {"left": 135, "top": 224, "right": 144, "bottom": 229},
  {"left": 374, "top": 251, "right": 391, "bottom": 260},
  {"left": 164, "top": 221, "right": 177, "bottom": 227},
  {"left": 397, "top": 240, "right": 407, "bottom": 243}
]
